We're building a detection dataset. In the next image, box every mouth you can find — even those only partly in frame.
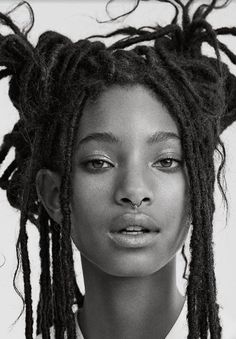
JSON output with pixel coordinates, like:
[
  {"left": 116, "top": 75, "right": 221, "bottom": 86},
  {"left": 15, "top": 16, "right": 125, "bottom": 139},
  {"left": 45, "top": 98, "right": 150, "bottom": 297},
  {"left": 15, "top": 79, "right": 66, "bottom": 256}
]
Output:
[
  {"left": 108, "top": 229, "right": 159, "bottom": 248},
  {"left": 117, "top": 227, "right": 152, "bottom": 235},
  {"left": 110, "top": 213, "right": 160, "bottom": 234},
  {"left": 109, "top": 213, "right": 160, "bottom": 248}
]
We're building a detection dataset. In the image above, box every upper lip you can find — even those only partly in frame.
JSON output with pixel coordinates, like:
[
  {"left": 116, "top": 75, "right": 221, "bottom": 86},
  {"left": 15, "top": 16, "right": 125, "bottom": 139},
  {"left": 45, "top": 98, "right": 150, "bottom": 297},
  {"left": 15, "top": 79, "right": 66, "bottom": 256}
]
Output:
[{"left": 110, "top": 213, "right": 160, "bottom": 233}]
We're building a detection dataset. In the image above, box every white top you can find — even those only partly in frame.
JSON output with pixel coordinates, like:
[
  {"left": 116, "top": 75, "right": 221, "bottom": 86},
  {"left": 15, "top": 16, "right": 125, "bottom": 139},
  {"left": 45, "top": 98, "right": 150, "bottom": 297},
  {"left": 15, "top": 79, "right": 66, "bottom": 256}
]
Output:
[{"left": 35, "top": 300, "right": 236, "bottom": 338}]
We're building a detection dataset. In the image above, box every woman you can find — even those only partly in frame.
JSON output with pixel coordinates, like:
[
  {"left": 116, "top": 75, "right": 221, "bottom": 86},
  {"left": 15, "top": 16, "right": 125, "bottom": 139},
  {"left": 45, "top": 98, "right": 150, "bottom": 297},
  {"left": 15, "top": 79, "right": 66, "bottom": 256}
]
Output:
[{"left": 0, "top": 0, "right": 236, "bottom": 338}]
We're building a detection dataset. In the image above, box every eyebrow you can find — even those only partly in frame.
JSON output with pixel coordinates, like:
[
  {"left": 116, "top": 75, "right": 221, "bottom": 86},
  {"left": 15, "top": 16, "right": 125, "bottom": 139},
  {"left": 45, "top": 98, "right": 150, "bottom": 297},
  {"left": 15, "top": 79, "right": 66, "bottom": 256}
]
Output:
[{"left": 77, "top": 131, "right": 180, "bottom": 149}]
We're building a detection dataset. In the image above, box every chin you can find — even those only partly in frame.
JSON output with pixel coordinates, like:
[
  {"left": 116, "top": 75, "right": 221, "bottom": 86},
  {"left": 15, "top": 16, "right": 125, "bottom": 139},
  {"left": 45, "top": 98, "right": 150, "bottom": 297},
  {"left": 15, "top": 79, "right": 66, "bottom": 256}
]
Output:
[{"left": 97, "top": 255, "right": 167, "bottom": 278}]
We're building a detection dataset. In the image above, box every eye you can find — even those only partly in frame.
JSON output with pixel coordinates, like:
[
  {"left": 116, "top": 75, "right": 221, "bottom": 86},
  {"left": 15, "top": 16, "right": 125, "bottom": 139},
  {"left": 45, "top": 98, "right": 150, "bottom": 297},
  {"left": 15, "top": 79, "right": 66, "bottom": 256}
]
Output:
[
  {"left": 83, "top": 159, "right": 112, "bottom": 171},
  {"left": 153, "top": 157, "right": 182, "bottom": 169}
]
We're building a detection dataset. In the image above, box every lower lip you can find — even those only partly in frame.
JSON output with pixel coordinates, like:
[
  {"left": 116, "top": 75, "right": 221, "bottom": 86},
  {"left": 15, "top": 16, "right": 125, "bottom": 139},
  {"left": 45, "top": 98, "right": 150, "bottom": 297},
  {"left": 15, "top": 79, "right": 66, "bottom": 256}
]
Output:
[{"left": 108, "top": 231, "right": 159, "bottom": 248}]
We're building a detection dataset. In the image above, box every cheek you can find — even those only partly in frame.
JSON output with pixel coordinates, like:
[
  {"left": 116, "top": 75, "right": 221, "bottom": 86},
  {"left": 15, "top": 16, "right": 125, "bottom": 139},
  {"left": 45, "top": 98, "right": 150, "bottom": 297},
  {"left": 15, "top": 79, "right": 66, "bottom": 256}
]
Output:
[
  {"left": 157, "top": 173, "right": 190, "bottom": 238},
  {"left": 70, "top": 174, "right": 109, "bottom": 242},
  {"left": 71, "top": 174, "right": 109, "bottom": 216},
  {"left": 159, "top": 173, "right": 188, "bottom": 211}
]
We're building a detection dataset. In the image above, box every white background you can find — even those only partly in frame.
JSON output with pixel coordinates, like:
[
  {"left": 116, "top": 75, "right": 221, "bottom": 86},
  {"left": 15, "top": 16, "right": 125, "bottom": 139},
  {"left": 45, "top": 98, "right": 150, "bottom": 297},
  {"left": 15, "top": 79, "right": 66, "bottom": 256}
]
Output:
[{"left": 0, "top": 1, "right": 235, "bottom": 338}]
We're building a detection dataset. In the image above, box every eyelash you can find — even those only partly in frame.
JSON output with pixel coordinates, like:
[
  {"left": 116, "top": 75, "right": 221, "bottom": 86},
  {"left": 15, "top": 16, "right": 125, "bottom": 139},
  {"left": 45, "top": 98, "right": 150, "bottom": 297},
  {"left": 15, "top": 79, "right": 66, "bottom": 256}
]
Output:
[
  {"left": 83, "top": 159, "right": 111, "bottom": 171},
  {"left": 154, "top": 158, "right": 182, "bottom": 169},
  {"left": 82, "top": 157, "right": 183, "bottom": 172}
]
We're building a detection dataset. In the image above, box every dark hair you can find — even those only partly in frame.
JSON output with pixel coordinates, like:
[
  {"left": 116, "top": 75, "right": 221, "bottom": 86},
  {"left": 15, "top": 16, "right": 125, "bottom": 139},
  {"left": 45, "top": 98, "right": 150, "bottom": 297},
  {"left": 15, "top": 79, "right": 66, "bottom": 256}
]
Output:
[{"left": 0, "top": 1, "right": 236, "bottom": 338}]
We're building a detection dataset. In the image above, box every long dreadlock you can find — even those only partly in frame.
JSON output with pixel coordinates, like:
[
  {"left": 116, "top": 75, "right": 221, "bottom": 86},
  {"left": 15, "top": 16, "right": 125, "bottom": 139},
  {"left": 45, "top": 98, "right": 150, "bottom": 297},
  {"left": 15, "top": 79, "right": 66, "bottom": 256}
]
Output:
[{"left": 0, "top": 1, "right": 236, "bottom": 338}]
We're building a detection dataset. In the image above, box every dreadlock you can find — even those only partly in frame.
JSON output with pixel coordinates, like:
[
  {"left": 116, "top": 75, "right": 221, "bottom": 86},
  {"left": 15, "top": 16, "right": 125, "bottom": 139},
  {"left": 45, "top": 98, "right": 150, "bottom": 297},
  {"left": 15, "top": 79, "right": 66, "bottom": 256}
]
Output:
[{"left": 0, "top": 0, "right": 236, "bottom": 338}]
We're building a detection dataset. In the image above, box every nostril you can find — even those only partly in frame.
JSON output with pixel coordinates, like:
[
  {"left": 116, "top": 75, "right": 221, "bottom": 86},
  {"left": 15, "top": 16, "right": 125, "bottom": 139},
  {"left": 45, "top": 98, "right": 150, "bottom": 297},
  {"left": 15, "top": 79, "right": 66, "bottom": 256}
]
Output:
[
  {"left": 122, "top": 198, "right": 132, "bottom": 204},
  {"left": 122, "top": 198, "right": 143, "bottom": 205},
  {"left": 118, "top": 195, "right": 152, "bottom": 208}
]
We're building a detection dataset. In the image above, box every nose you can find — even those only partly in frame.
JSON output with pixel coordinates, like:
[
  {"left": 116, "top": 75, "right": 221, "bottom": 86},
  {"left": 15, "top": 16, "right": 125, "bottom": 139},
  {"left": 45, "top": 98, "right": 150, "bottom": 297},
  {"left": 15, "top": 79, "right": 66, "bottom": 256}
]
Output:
[{"left": 114, "top": 166, "right": 154, "bottom": 209}]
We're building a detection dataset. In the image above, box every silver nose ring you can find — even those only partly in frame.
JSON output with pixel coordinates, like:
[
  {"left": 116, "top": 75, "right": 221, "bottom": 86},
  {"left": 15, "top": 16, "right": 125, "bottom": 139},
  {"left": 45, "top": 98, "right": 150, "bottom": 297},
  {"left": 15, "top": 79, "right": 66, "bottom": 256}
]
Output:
[{"left": 130, "top": 201, "right": 142, "bottom": 209}]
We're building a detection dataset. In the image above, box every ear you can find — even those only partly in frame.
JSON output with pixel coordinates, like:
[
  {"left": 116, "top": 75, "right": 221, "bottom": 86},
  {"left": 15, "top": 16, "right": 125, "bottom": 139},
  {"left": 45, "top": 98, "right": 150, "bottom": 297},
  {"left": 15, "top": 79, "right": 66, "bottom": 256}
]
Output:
[{"left": 35, "top": 169, "right": 63, "bottom": 225}]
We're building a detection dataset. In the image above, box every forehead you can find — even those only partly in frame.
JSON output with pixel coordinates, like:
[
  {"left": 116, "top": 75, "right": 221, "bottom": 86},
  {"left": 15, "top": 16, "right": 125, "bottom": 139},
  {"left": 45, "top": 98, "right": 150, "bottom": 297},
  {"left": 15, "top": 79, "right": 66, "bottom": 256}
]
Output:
[{"left": 77, "top": 84, "right": 179, "bottom": 140}]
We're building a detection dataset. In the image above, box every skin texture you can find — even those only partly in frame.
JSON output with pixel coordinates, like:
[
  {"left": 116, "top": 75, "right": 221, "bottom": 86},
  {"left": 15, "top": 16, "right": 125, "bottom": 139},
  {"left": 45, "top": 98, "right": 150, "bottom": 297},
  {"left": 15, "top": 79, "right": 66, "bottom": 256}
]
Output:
[{"left": 36, "top": 84, "right": 191, "bottom": 339}]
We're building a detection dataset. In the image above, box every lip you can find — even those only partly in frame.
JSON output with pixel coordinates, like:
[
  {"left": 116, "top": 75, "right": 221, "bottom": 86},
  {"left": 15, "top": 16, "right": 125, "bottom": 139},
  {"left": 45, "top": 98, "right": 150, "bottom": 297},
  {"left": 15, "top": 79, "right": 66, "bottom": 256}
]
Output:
[
  {"left": 110, "top": 213, "right": 160, "bottom": 233},
  {"left": 108, "top": 231, "right": 159, "bottom": 248}
]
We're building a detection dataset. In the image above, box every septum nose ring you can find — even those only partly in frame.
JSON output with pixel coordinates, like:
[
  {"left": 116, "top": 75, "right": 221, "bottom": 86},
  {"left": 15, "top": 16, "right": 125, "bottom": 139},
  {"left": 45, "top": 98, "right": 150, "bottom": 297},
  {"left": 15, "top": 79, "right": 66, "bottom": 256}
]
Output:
[{"left": 130, "top": 201, "right": 142, "bottom": 209}]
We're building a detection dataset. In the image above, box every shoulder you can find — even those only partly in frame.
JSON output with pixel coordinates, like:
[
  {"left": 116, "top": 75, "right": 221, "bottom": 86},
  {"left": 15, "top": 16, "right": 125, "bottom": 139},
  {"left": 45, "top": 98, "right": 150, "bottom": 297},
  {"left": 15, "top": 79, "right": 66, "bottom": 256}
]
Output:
[{"left": 166, "top": 299, "right": 236, "bottom": 339}]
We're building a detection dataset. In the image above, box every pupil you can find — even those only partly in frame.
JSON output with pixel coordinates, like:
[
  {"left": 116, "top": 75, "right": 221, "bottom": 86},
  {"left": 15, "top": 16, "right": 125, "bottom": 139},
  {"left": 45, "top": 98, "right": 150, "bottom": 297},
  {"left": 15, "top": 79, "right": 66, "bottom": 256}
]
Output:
[
  {"left": 93, "top": 160, "right": 103, "bottom": 168},
  {"left": 161, "top": 159, "right": 172, "bottom": 167}
]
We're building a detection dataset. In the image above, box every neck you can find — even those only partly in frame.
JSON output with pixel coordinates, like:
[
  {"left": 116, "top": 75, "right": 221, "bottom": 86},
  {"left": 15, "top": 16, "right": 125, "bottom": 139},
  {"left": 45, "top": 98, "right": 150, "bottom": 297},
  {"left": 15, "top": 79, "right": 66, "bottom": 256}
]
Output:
[{"left": 77, "top": 255, "right": 185, "bottom": 339}]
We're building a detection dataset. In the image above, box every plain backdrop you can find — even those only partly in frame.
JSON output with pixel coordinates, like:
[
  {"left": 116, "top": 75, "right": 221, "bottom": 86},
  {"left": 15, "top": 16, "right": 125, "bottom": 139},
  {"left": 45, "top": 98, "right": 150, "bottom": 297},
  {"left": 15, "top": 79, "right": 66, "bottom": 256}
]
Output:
[{"left": 0, "top": 1, "right": 235, "bottom": 338}]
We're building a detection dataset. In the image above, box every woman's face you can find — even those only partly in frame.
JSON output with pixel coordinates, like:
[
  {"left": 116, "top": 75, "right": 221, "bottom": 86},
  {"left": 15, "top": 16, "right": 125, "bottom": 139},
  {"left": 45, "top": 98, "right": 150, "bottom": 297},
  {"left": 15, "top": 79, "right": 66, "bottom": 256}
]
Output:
[{"left": 70, "top": 84, "right": 190, "bottom": 277}]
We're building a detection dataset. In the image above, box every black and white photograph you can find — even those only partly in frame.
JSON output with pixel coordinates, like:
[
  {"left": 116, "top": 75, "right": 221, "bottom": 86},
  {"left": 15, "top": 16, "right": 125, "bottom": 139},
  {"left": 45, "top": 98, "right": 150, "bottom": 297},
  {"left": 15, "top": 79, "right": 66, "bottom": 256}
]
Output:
[{"left": 0, "top": 1, "right": 236, "bottom": 338}]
